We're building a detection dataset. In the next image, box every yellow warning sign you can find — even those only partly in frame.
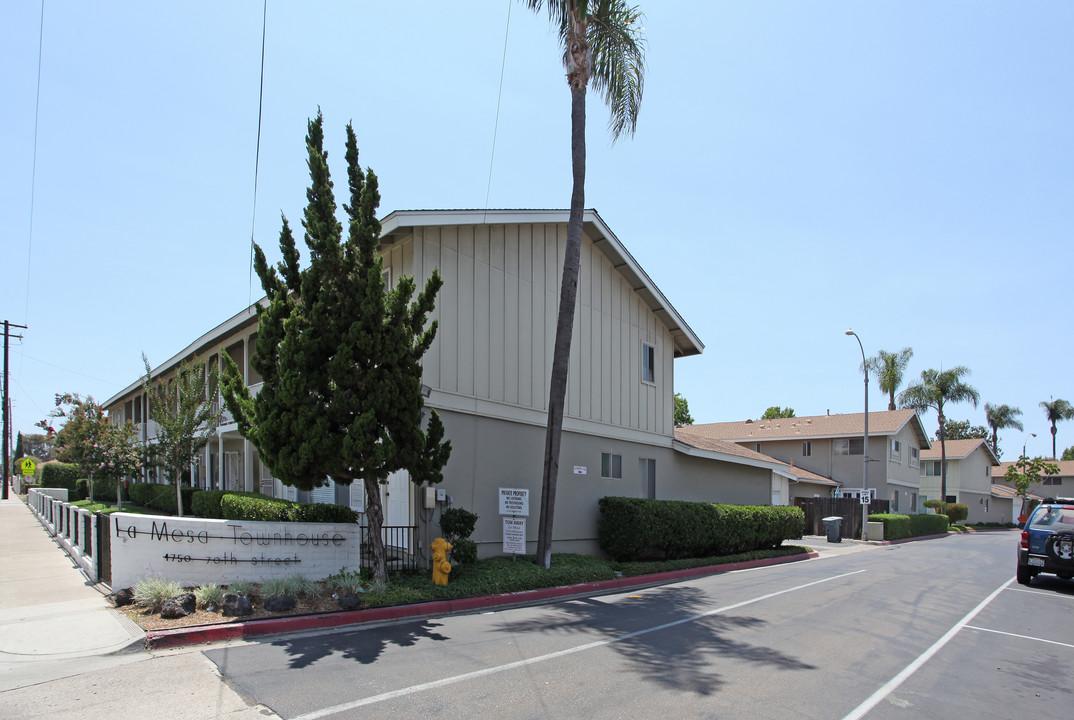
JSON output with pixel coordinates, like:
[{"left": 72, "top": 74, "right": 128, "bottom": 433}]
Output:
[{"left": 19, "top": 458, "right": 36, "bottom": 476}]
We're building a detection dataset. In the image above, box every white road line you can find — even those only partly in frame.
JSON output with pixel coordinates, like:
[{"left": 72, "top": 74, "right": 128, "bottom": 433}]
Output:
[
  {"left": 964, "top": 625, "right": 1074, "bottom": 649},
  {"left": 840, "top": 578, "right": 1012, "bottom": 720},
  {"left": 290, "top": 569, "right": 868, "bottom": 720}
]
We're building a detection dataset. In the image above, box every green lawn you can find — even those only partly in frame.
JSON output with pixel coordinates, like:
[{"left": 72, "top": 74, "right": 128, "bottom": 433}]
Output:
[{"left": 69, "top": 500, "right": 158, "bottom": 515}]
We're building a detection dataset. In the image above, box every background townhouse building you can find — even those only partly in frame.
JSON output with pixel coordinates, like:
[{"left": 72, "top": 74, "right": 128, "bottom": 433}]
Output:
[
  {"left": 676, "top": 409, "right": 932, "bottom": 513},
  {"left": 919, "top": 438, "right": 1005, "bottom": 523}
]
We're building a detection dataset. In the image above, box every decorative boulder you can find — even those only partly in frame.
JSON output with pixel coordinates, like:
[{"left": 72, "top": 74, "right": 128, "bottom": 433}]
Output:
[
  {"left": 222, "top": 593, "right": 253, "bottom": 617},
  {"left": 161, "top": 592, "right": 197, "bottom": 619},
  {"left": 110, "top": 588, "right": 134, "bottom": 607},
  {"left": 263, "top": 595, "right": 297, "bottom": 613},
  {"left": 337, "top": 592, "right": 361, "bottom": 611}
]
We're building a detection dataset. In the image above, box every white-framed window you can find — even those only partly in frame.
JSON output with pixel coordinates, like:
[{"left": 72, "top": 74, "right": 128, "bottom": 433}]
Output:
[
  {"left": 910, "top": 493, "right": 917, "bottom": 512},
  {"left": 923, "top": 460, "right": 945, "bottom": 477},
  {"left": 601, "top": 452, "right": 623, "bottom": 480},
  {"left": 803, "top": 441, "right": 812, "bottom": 457},
  {"left": 1043, "top": 476, "right": 1061, "bottom": 486},
  {"left": 909, "top": 446, "right": 919, "bottom": 468},
  {"left": 890, "top": 490, "right": 899, "bottom": 512},
  {"left": 641, "top": 343, "right": 655, "bottom": 384},
  {"left": 890, "top": 439, "right": 902, "bottom": 463},
  {"left": 639, "top": 458, "right": 656, "bottom": 499},
  {"left": 834, "top": 438, "right": 864, "bottom": 455}
]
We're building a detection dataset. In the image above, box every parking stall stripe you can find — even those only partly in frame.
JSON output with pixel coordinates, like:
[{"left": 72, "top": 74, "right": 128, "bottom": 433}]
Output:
[
  {"left": 290, "top": 569, "right": 867, "bottom": 720},
  {"left": 964, "top": 625, "right": 1074, "bottom": 649},
  {"left": 841, "top": 578, "right": 1012, "bottom": 720}
]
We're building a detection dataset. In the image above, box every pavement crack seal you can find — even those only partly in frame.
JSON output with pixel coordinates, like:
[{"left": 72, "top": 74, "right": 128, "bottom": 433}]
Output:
[{"left": 290, "top": 569, "right": 868, "bottom": 720}]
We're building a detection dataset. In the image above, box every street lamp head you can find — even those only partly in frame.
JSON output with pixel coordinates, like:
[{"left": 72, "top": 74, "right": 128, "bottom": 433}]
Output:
[
  {"left": 845, "top": 329, "right": 854, "bottom": 336},
  {"left": 1031, "top": 432, "right": 1037, "bottom": 438}
]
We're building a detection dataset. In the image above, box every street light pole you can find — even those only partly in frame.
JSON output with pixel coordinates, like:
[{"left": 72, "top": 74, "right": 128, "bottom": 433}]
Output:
[{"left": 846, "top": 330, "right": 869, "bottom": 541}]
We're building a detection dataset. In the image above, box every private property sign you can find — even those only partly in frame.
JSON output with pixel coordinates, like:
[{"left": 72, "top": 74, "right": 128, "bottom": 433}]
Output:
[
  {"left": 498, "top": 488, "right": 529, "bottom": 516},
  {"left": 109, "top": 513, "right": 360, "bottom": 590}
]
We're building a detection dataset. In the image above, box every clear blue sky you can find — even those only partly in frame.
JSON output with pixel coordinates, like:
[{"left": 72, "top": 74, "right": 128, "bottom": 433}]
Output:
[{"left": 3, "top": 1, "right": 1071, "bottom": 460}]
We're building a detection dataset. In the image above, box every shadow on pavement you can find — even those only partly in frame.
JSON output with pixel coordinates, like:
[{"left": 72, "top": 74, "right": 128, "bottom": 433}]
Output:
[
  {"left": 493, "top": 585, "right": 815, "bottom": 696},
  {"left": 265, "top": 618, "right": 450, "bottom": 669}
]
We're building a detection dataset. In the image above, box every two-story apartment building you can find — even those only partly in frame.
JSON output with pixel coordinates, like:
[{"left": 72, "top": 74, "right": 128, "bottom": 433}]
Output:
[
  {"left": 675, "top": 410, "right": 932, "bottom": 512},
  {"left": 919, "top": 439, "right": 1005, "bottom": 523},
  {"left": 105, "top": 209, "right": 795, "bottom": 558},
  {"left": 992, "top": 460, "right": 1074, "bottom": 502}
]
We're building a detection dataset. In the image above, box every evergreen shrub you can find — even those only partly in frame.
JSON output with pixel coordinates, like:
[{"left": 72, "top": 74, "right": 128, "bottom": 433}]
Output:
[
  {"left": 192, "top": 489, "right": 275, "bottom": 519},
  {"left": 944, "top": 503, "right": 968, "bottom": 523},
  {"left": 220, "top": 494, "right": 359, "bottom": 523},
  {"left": 908, "top": 513, "right": 948, "bottom": 536},
  {"left": 40, "top": 463, "right": 85, "bottom": 498},
  {"left": 863, "top": 513, "right": 949, "bottom": 539},
  {"left": 597, "top": 497, "right": 804, "bottom": 562},
  {"left": 439, "top": 507, "right": 479, "bottom": 565}
]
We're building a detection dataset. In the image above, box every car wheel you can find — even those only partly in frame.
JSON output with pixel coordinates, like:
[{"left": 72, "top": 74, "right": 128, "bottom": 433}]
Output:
[
  {"left": 1045, "top": 532, "right": 1074, "bottom": 567},
  {"left": 1017, "top": 563, "right": 1033, "bottom": 585}
]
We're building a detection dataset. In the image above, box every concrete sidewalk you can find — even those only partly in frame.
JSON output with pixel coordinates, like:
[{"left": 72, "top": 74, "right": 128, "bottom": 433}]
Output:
[{"left": 0, "top": 497, "right": 145, "bottom": 691}]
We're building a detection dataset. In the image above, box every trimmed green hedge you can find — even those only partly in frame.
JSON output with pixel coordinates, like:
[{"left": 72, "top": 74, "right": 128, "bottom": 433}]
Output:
[
  {"left": 598, "top": 497, "right": 804, "bottom": 562},
  {"left": 74, "top": 477, "right": 117, "bottom": 503},
  {"left": 192, "top": 489, "right": 276, "bottom": 519},
  {"left": 220, "top": 494, "right": 359, "bottom": 523},
  {"left": 944, "top": 503, "right": 968, "bottom": 523},
  {"left": 40, "top": 463, "right": 85, "bottom": 499},
  {"left": 870, "top": 513, "right": 949, "bottom": 540}
]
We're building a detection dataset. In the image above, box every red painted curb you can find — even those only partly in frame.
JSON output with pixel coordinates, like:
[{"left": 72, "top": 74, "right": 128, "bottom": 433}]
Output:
[{"left": 144, "top": 551, "right": 819, "bottom": 650}]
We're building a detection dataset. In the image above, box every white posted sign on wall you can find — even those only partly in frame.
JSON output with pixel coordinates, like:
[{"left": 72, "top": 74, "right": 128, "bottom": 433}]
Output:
[
  {"left": 498, "top": 488, "right": 529, "bottom": 516},
  {"left": 502, "top": 517, "right": 527, "bottom": 555}
]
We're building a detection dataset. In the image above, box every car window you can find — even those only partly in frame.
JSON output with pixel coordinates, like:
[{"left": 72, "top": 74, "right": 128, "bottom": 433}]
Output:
[{"left": 1029, "top": 507, "right": 1074, "bottom": 530}]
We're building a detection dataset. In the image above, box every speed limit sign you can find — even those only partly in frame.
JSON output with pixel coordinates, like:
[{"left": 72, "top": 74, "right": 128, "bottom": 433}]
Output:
[{"left": 860, "top": 493, "right": 871, "bottom": 505}]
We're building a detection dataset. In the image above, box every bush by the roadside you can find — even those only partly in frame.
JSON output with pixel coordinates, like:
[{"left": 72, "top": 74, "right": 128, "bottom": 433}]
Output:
[
  {"left": 597, "top": 497, "right": 804, "bottom": 562},
  {"left": 870, "top": 512, "right": 949, "bottom": 540},
  {"left": 75, "top": 477, "right": 117, "bottom": 503},
  {"left": 40, "top": 463, "right": 86, "bottom": 499},
  {"left": 220, "top": 494, "right": 359, "bottom": 523},
  {"left": 192, "top": 489, "right": 275, "bottom": 519},
  {"left": 943, "top": 503, "right": 968, "bottom": 523}
]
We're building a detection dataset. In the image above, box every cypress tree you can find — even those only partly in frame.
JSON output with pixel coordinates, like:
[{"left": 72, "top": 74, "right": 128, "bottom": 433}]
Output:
[{"left": 222, "top": 112, "right": 450, "bottom": 586}]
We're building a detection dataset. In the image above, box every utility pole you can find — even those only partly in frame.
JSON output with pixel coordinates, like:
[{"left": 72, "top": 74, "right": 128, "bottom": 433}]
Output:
[{"left": 3, "top": 321, "right": 28, "bottom": 500}]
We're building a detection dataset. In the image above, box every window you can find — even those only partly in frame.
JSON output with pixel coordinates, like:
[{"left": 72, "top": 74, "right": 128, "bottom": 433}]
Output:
[
  {"left": 834, "top": 438, "right": 864, "bottom": 455},
  {"left": 601, "top": 453, "right": 623, "bottom": 480},
  {"left": 923, "top": 461, "right": 945, "bottom": 477},
  {"left": 382, "top": 267, "right": 392, "bottom": 289},
  {"left": 910, "top": 493, "right": 917, "bottom": 512},
  {"left": 909, "top": 446, "right": 919, "bottom": 468},
  {"left": 639, "top": 458, "right": 656, "bottom": 499},
  {"left": 802, "top": 441, "right": 812, "bottom": 457},
  {"left": 890, "top": 439, "right": 902, "bottom": 463},
  {"left": 1043, "top": 476, "right": 1062, "bottom": 486},
  {"left": 641, "top": 343, "right": 655, "bottom": 384},
  {"left": 890, "top": 490, "right": 899, "bottom": 512}
]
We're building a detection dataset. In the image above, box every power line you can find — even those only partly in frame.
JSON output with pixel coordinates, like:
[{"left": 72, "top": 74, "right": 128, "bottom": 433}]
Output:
[
  {"left": 24, "top": 1, "right": 46, "bottom": 324},
  {"left": 249, "top": 0, "right": 268, "bottom": 310},
  {"left": 483, "top": 0, "right": 512, "bottom": 224}
]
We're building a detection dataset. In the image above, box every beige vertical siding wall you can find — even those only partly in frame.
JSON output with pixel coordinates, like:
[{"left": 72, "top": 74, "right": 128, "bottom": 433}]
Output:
[{"left": 384, "top": 224, "right": 674, "bottom": 439}]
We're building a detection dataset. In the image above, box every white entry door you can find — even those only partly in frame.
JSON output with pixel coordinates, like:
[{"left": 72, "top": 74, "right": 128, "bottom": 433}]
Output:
[{"left": 382, "top": 470, "right": 410, "bottom": 550}]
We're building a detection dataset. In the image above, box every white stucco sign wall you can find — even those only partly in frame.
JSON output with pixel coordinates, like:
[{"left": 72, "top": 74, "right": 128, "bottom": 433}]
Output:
[{"left": 109, "top": 513, "right": 360, "bottom": 590}]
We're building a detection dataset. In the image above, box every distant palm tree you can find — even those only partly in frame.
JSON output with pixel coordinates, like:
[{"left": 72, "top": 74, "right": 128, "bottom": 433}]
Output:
[
  {"left": 525, "top": 1, "right": 647, "bottom": 569},
  {"left": 899, "top": 366, "right": 980, "bottom": 502},
  {"left": 865, "top": 347, "right": 913, "bottom": 411},
  {"left": 984, "top": 403, "right": 1022, "bottom": 457},
  {"left": 1040, "top": 398, "right": 1074, "bottom": 459}
]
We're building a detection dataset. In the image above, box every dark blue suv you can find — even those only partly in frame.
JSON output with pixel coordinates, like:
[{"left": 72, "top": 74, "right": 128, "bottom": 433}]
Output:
[{"left": 1017, "top": 497, "right": 1074, "bottom": 585}]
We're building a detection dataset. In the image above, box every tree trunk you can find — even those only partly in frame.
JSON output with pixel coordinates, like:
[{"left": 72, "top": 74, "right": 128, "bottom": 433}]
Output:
[
  {"left": 175, "top": 469, "right": 184, "bottom": 517},
  {"left": 116, "top": 479, "right": 123, "bottom": 510},
  {"left": 88, "top": 472, "right": 95, "bottom": 503},
  {"left": 535, "top": 82, "right": 587, "bottom": 570},
  {"left": 363, "top": 477, "right": 388, "bottom": 588},
  {"left": 1051, "top": 424, "right": 1057, "bottom": 460},
  {"left": 888, "top": 390, "right": 895, "bottom": 412}
]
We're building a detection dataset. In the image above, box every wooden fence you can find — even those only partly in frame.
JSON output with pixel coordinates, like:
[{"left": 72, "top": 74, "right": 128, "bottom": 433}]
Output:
[{"left": 794, "top": 497, "right": 890, "bottom": 539}]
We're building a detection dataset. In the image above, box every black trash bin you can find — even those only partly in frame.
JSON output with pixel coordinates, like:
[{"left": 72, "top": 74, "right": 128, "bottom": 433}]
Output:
[{"left": 822, "top": 516, "right": 843, "bottom": 543}]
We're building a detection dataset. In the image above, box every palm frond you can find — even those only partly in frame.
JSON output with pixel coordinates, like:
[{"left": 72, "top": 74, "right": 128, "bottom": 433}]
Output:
[{"left": 587, "top": 1, "right": 646, "bottom": 140}]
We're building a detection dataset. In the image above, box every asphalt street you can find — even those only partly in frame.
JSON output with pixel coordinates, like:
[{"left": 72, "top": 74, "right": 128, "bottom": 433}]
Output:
[{"left": 203, "top": 532, "right": 1073, "bottom": 719}]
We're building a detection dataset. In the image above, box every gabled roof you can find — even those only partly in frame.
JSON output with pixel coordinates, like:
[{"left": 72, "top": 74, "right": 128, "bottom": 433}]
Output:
[
  {"left": 673, "top": 429, "right": 839, "bottom": 486},
  {"left": 380, "top": 209, "right": 703, "bottom": 358},
  {"left": 992, "top": 460, "right": 1074, "bottom": 478},
  {"left": 678, "top": 409, "right": 932, "bottom": 448},
  {"left": 990, "top": 484, "right": 1042, "bottom": 501},
  {"left": 920, "top": 438, "right": 1000, "bottom": 465}
]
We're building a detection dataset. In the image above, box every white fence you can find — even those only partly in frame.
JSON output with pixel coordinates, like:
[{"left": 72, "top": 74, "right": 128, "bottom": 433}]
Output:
[{"left": 27, "top": 488, "right": 101, "bottom": 582}]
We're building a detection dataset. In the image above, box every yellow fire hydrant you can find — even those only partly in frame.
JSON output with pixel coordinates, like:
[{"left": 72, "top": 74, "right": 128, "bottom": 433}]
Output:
[{"left": 431, "top": 537, "right": 452, "bottom": 585}]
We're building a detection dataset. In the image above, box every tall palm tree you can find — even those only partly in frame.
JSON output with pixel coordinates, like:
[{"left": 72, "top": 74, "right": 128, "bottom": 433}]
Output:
[
  {"left": 898, "top": 366, "right": 980, "bottom": 503},
  {"left": 984, "top": 402, "right": 1022, "bottom": 457},
  {"left": 1040, "top": 398, "right": 1074, "bottom": 459},
  {"left": 865, "top": 347, "right": 913, "bottom": 411},
  {"left": 525, "top": 1, "right": 646, "bottom": 569}
]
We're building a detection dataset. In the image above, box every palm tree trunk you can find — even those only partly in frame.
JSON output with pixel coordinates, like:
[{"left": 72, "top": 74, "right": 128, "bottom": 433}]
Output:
[
  {"left": 1051, "top": 423, "right": 1057, "bottom": 459},
  {"left": 938, "top": 412, "right": 947, "bottom": 502},
  {"left": 536, "top": 81, "right": 587, "bottom": 570},
  {"left": 888, "top": 391, "right": 895, "bottom": 412}
]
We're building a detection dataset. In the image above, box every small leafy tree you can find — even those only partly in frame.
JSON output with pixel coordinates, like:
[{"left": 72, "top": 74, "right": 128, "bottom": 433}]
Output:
[
  {"left": 937, "top": 419, "right": 988, "bottom": 441},
  {"left": 221, "top": 112, "right": 451, "bottom": 587},
  {"left": 1005, "top": 455, "right": 1061, "bottom": 522},
  {"left": 762, "top": 406, "right": 795, "bottom": 419},
  {"left": 1062, "top": 445, "right": 1074, "bottom": 462},
  {"left": 142, "top": 354, "right": 222, "bottom": 517},
  {"left": 38, "top": 393, "right": 143, "bottom": 507},
  {"left": 673, "top": 393, "right": 694, "bottom": 426}
]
